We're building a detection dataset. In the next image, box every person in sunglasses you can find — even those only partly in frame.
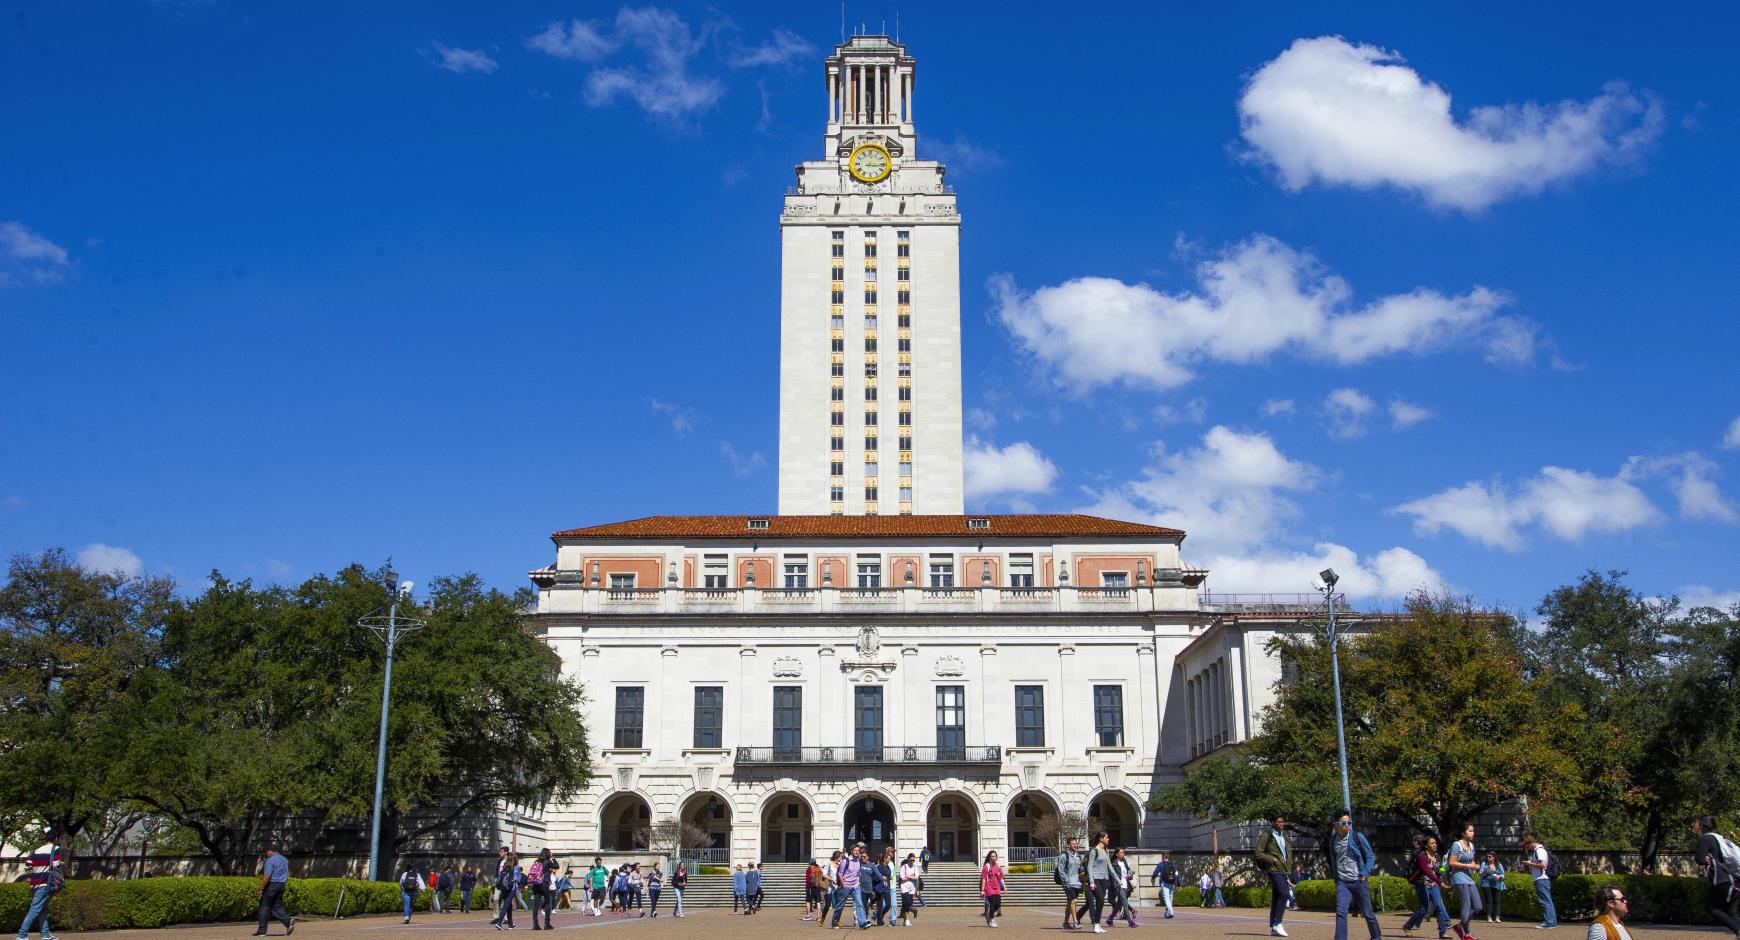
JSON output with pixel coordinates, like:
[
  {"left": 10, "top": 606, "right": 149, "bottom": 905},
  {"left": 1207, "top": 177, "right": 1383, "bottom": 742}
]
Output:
[
  {"left": 1330, "top": 810, "right": 1383, "bottom": 940},
  {"left": 1587, "top": 885, "right": 1633, "bottom": 940}
]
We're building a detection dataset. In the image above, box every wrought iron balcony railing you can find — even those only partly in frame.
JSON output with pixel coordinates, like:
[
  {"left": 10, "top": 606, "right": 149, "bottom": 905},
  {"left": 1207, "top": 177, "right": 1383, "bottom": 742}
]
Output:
[{"left": 734, "top": 745, "right": 1001, "bottom": 765}]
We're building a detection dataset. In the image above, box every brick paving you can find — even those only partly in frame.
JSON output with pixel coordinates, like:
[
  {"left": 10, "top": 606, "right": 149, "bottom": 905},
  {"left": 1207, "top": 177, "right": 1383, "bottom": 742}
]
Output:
[{"left": 82, "top": 904, "right": 1712, "bottom": 940}]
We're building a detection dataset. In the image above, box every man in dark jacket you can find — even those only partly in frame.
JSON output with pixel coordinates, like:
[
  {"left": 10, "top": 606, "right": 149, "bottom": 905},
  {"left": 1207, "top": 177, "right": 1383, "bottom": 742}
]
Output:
[
  {"left": 1255, "top": 813, "right": 1292, "bottom": 937},
  {"left": 1149, "top": 853, "right": 1179, "bottom": 919},
  {"left": 1693, "top": 814, "right": 1740, "bottom": 936}
]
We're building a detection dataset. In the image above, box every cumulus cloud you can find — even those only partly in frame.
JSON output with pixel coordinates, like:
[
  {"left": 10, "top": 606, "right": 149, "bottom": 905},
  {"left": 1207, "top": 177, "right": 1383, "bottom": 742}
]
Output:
[
  {"left": 1203, "top": 542, "right": 1445, "bottom": 601},
  {"left": 1621, "top": 453, "right": 1738, "bottom": 524},
  {"left": 719, "top": 441, "right": 767, "bottom": 477},
  {"left": 964, "top": 436, "right": 1059, "bottom": 502},
  {"left": 1260, "top": 399, "right": 1296, "bottom": 419},
  {"left": 1393, "top": 465, "right": 1663, "bottom": 550},
  {"left": 966, "top": 407, "right": 997, "bottom": 432},
  {"left": 1323, "top": 387, "right": 1376, "bottom": 439},
  {"left": 1723, "top": 416, "right": 1740, "bottom": 450},
  {"left": 1, "top": 220, "right": 72, "bottom": 286},
  {"left": 425, "top": 42, "right": 498, "bottom": 74},
  {"left": 77, "top": 543, "right": 143, "bottom": 578},
  {"left": 1677, "top": 585, "right": 1740, "bottom": 612},
  {"left": 991, "top": 234, "right": 1534, "bottom": 391},
  {"left": 1239, "top": 36, "right": 1665, "bottom": 211},
  {"left": 1389, "top": 398, "right": 1434, "bottom": 429}
]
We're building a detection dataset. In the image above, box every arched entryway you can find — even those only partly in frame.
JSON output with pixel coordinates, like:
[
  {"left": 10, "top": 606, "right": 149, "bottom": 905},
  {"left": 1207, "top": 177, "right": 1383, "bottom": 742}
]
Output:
[
  {"left": 598, "top": 792, "right": 652, "bottom": 851},
  {"left": 680, "top": 792, "right": 733, "bottom": 862},
  {"left": 1006, "top": 791, "right": 1064, "bottom": 862},
  {"left": 842, "top": 792, "right": 897, "bottom": 858},
  {"left": 762, "top": 792, "right": 813, "bottom": 862},
  {"left": 1088, "top": 791, "right": 1142, "bottom": 848},
  {"left": 925, "top": 792, "right": 978, "bottom": 862}
]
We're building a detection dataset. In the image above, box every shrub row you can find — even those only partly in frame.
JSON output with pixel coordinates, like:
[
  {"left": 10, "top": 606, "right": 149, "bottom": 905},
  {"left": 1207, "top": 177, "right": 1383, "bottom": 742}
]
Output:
[
  {"left": 1286, "top": 874, "right": 1715, "bottom": 925},
  {"left": 0, "top": 878, "right": 488, "bottom": 932}
]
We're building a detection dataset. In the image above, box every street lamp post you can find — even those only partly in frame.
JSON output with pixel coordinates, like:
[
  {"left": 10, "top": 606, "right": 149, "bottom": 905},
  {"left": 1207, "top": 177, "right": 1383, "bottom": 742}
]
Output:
[
  {"left": 360, "top": 570, "right": 425, "bottom": 882},
  {"left": 1317, "top": 568, "right": 1354, "bottom": 816}
]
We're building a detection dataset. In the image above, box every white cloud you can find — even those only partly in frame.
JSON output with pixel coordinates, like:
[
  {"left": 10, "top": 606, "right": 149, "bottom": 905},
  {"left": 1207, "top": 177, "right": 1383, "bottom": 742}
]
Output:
[
  {"left": 1, "top": 221, "right": 72, "bottom": 286},
  {"left": 1323, "top": 387, "right": 1376, "bottom": 439},
  {"left": 1621, "top": 453, "right": 1738, "bottom": 524},
  {"left": 1722, "top": 416, "right": 1740, "bottom": 450},
  {"left": 719, "top": 441, "right": 767, "bottom": 477},
  {"left": 76, "top": 543, "right": 143, "bottom": 578},
  {"left": 991, "top": 234, "right": 1533, "bottom": 391},
  {"left": 1677, "top": 585, "right": 1740, "bottom": 612},
  {"left": 1203, "top": 542, "right": 1445, "bottom": 601},
  {"left": 1081, "top": 425, "right": 1319, "bottom": 555},
  {"left": 1153, "top": 397, "right": 1209, "bottom": 425},
  {"left": 928, "top": 134, "right": 1005, "bottom": 172},
  {"left": 648, "top": 398, "right": 695, "bottom": 435},
  {"left": 1260, "top": 399, "right": 1296, "bottom": 419},
  {"left": 525, "top": 19, "right": 619, "bottom": 62},
  {"left": 425, "top": 42, "right": 498, "bottom": 74},
  {"left": 1394, "top": 465, "right": 1662, "bottom": 550},
  {"left": 1388, "top": 398, "right": 1434, "bottom": 429},
  {"left": 966, "top": 407, "right": 997, "bottom": 432},
  {"left": 964, "top": 436, "right": 1059, "bottom": 502},
  {"left": 730, "top": 28, "right": 813, "bottom": 69},
  {"left": 1239, "top": 36, "right": 1665, "bottom": 211}
]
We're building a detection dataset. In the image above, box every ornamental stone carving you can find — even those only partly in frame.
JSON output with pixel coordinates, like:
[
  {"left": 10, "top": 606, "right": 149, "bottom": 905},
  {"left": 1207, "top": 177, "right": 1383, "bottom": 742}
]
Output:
[
  {"left": 934, "top": 655, "right": 964, "bottom": 677},
  {"left": 856, "top": 625, "right": 881, "bottom": 658},
  {"left": 772, "top": 656, "right": 804, "bottom": 677}
]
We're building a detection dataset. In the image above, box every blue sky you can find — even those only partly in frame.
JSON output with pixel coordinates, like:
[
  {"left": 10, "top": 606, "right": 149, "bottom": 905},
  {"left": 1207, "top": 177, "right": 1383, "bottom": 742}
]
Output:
[{"left": 3, "top": 1, "right": 1737, "bottom": 614}]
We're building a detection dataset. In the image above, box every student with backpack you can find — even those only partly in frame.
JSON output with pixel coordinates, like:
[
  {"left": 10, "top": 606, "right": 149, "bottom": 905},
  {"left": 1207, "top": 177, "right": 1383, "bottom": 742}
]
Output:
[
  {"left": 399, "top": 866, "right": 424, "bottom": 924},
  {"left": 490, "top": 855, "right": 520, "bottom": 930},
  {"left": 1331, "top": 811, "right": 1383, "bottom": 940},
  {"left": 1150, "top": 852, "right": 1179, "bottom": 919},
  {"left": 1693, "top": 814, "right": 1740, "bottom": 938},
  {"left": 1402, "top": 834, "right": 1450, "bottom": 939},
  {"left": 1521, "top": 834, "right": 1558, "bottom": 929}
]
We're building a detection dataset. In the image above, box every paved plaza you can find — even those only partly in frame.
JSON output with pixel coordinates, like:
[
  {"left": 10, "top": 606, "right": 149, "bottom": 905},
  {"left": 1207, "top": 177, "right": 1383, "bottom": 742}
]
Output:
[{"left": 86, "top": 906, "right": 1708, "bottom": 940}]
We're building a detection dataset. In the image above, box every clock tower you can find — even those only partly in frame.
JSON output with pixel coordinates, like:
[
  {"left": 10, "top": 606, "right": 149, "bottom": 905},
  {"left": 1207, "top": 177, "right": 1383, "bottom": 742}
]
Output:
[{"left": 777, "top": 35, "right": 964, "bottom": 517}]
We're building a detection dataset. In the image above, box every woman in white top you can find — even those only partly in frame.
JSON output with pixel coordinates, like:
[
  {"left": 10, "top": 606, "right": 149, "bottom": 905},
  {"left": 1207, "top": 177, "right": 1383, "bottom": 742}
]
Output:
[{"left": 898, "top": 854, "right": 922, "bottom": 926}]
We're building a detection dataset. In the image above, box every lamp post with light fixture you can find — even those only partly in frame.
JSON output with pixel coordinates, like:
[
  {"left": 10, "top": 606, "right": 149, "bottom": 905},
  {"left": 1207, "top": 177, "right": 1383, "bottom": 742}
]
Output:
[
  {"left": 360, "top": 569, "right": 425, "bottom": 882},
  {"left": 1316, "top": 568, "right": 1353, "bottom": 815}
]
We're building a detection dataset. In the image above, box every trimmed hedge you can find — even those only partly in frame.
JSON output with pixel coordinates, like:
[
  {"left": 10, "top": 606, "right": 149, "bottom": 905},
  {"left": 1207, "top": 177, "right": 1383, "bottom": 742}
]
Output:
[
  {"left": 1, "top": 878, "right": 487, "bottom": 932},
  {"left": 1291, "top": 873, "right": 1714, "bottom": 925}
]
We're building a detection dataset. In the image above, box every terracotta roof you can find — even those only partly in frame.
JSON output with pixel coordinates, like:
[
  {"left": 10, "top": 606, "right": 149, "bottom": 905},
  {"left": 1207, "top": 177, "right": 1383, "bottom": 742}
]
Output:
[{"left": 552, "top": 514, "right": 1184, "bottom": 541}]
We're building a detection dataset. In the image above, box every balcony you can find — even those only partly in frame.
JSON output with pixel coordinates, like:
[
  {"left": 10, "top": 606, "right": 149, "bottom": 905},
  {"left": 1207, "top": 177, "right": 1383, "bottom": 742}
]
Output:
[
  {"left": 534, "top": 583, "right": 1201, "bottom": 617},
  {"left": 734, "top": 745, "right": 1001, "bottom": 766},
  {"left": 1198, "top": 593, "right": 1349, "bottom": 616}
]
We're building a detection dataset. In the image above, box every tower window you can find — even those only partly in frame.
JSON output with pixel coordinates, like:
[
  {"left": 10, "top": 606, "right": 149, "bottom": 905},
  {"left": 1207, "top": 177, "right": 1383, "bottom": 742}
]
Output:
[
  {"left": 897, "top": 268, "right": 910, "bottom": 281},
  {"left": 864, "top": 337, "right": 877, "bottom": 352},
  {"left": 832, "top": 289, "right": 844, "bottom": 304},
  {"left": 864, "top": 288, "right": 877, "bottom": 304},
  {"left": 897, "top": 289, "right": 911, "bottom": 304},
  {"left": 830, "top": 435, "right": 844, "bottom": 451},
  {"left": 865, "top": 486, "right": 879, "bottom": 500},
  {"left": 832, "top": 338, "right": 844, "bottom": 352},
  {"left": 864, "top": 412, "right": 878, "bottom": 425},
  {"left": 898, "top": 386, "right": 911, "bottom": 401},
  {"left": 830, "top": 412, "right": 844, "bottom": 426},
  {"left": 865, "top": 435, "right": 878, "bottom": 450},
  {"left": 831, "top": 387, "right": 844, "bottom": 401},
  {"left": 831, "top": 461, "right": 844, "bottom": 476},
  {"left": 864, "top": 386, "right": 878, "bottom": 400},
  {"left": 831, "top": 362, "right": 845, "bottom": 377}
]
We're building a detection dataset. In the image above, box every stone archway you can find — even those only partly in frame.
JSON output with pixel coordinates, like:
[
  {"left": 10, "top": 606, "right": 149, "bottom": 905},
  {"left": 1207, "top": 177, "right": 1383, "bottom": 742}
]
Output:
[
  {"left": 598, "top": 792, "right": 652, "bottom": 851},
  {"left": 1088, "top": 791, "right": 1143, "bottom": 848},
  {"left": 679, "top": 791, "right": 733, "bottom": 863},
  {"left": 1006, "top": 790, "right": 1063, "bottom": 862},
  {"left": 842, "top": 792, "right": 897, "bottom": 859},
  {"left": 925, "top": 792, "right": 979, "bottom": 862},
  {"left": 761, "top": 792, "right": 814, "bottom": 862}
]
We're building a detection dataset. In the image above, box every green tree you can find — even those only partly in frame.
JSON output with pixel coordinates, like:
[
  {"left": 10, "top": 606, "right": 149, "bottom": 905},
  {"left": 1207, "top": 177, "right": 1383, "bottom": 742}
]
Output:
[{"left": 0, "top": 549, "right": 174, "bottom": 839}]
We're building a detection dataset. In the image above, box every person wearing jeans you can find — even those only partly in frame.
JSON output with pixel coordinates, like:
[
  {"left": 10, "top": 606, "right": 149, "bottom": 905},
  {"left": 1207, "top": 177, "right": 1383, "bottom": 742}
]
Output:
[
  {"left": 1151, "top": 853, "right": 1178, "bottom": 919},
  {"left": 16, "top": 833, "right": 61, "bottom": 940},
  {"left": 1448, "top": 825, "right": 1483, "bottom": 939},
  {"left": 1522, "top": 835, "right": 1557, "bottom": 929},
  {"left": 671, "top": 863, "right": 688, "bottom": 917},
  {"left": 1403, "top": 836, "right": 1450, "bottom": 938},
  {"left": 1331, "top": 811, "right": 1383, "bottom": 940},
  {"left": 833, "top": 844, "right": 869, "bottom": 929},
  {"left": 1478, "top": 855, "right": 1506, "bottom": 924},
  {"left": 253, "top": 843, "right": 294, "bottom": 937},
  {"left": 1256, "top": 814, "right": 1293, "bottom": 938}
]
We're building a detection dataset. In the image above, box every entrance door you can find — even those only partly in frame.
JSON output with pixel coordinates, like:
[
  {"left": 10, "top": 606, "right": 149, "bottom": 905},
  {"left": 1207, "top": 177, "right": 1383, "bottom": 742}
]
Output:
[
  {"left": 784, "top": 832, "right": 801, "bottom": 862},
  {"left": 939, "top": 832, "right": 955, "bottom": 860}
]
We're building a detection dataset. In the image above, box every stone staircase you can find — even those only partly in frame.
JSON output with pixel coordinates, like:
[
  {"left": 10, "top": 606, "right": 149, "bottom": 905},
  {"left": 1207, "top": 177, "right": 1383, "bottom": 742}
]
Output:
[{"left": 671, "top": 862, "right": 1060, "bottom": 909}]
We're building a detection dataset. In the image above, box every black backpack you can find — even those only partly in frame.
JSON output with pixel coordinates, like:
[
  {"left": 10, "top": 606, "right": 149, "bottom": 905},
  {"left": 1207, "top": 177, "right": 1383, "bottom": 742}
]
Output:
[{"left": 1544, "top": 850, "right": 1562, "bottom": 881}]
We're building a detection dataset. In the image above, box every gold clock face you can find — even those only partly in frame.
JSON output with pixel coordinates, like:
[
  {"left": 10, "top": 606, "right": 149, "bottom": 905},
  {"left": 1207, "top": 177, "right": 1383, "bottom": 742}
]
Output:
[{"left": 848, "top": 143, "right": 892, "bottom": 183}]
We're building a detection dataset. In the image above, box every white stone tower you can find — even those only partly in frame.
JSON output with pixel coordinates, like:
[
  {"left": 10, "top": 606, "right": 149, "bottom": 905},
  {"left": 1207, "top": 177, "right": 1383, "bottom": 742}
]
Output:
[{"left": 777, "top": 35, "right": 964, "bottom": 517}]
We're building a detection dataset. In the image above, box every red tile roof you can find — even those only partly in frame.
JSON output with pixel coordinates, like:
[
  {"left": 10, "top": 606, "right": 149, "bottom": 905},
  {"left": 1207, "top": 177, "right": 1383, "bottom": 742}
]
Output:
[{"left": 552, "top": 514, "right": 1184, "bottom": 541}]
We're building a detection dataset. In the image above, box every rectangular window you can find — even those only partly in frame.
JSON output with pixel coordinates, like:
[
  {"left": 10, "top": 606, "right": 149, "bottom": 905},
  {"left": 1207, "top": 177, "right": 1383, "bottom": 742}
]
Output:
[
  {"left": 831, "top": 362, "right": 845, "bottom": 377},
  {"left": 898, "top": 314, "right": 911, "bottom": 328},
  {"left": 613, "top": 687, "right": 645, "bottom": 749},
  {"left": 609, "top": 573, "right": 637, "bottom": 592},
  {"left": 1093, "top": 685, "right": 1125, "bottom": 747},
  {"left": 1009, "top": 554, "right": 1034, "bottom": 588},
  {"left": 899, "top": 461, "right": 912, "bottom": 476},
  {"left": 694, "top": 686, "right": 723, "bottom": 749},
  {"left": 928, "top": 555, "right": 955, "bottom": 588},
  {"left": 898, "top": 410, "right": 911, "bottom": 427},
  {"left": 703, "top": 554, "right": 728, "bottom": 589},
  {"left": 899, "top": 486, "right": 913, "bottom": 501},
  {"left": 865, "top": 485, "right": 878, "bottom": 500},
  {"left": 898, "top": 337, "right": 911, "bottom": 352},
  {"left": 865, "top": 411, "right": 878, "bottom": 425},
  {"left": 866, "top": 435, "right": 879, "bottom": 450},
  {"left": 854, "top": 686, "right": 884, "bottom": 759},
  {"left": 830, "top": 461, "right": 844, "bottom": 475},
  {"left": 1015, "top": 685, "right": 1045, "bottom": 748},
  {"left": 865, "top": 386, "right": 878, "bottom": 400},
  {"left": 863, "top": 240, "right": 877, "bottom": 258},
  {"left": 783, "top": 556, "right": 809, "bottom": 589},
  {"left": 936, "top": 685, "right": 965, "bottom": 757},
  {"left": 865, "top": 266, "right": 877, "bottom": 281},
  {"left": 831, "top": 386, "right": 844, "bottom": 401},
  {"left": 865, "top": 337, "right": 877, "bottom": 352},
  {"left": 830, "top": 435, "right": 844, "bottom": 451},
  {"left": 831, "top": 337, "right": 844, "bottom": 352},
  {"left": 1101, "top": 571, "right": 1130, "bottom": 596},
  {"left": 857, "top": 557, "right": 882, "bottom": 588},
  {"left": 898, "top": 435, "right": 912, "bottom": 450},
  {"left": 897, "top": 289, "right": 911, "bottom": 304},
  {"left": 830, "top": 486, "right": 844, "bottom": 501},
  {"left": 864, "top": 314, "right": 877, "bottom": 329},
  {"left": 832, "top": 289, "right": 845, "bottom": 304},
  {"left": 831, "top": 315, "right": 844, "bottom": 329},
  {"left": 864, "top": 288, "right": 878, "bottom": 304},
  {"left": 830, "top": 412, "right": 844, "bottom": 426},
  {"left": 897, "top": 268, "right": 910, "bottom": 281},
  {"left": 898, "top": 386, "right": 911, "bottom": 400},
  {"left": 772, "top": 686, "right": 802, "bottom": 758},
  {"left": 831, "top": 264, "right": 844, "bottom": 279}
]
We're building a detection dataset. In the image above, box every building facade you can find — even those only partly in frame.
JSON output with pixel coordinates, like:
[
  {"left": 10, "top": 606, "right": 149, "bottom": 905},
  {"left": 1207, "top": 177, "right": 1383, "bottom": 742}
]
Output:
[{"left": 526, "top": 37, "right": 1336, "bottom": 863}]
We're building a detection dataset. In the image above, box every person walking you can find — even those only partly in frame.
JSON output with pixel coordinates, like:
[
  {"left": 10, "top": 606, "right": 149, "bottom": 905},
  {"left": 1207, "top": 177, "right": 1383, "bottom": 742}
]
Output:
[
  {"left": 399, "top": 865, "right": 424, "bottom": 925},
  {"left": 1198, "top": 869, "right": 1214, "bottom": 909},
  {"left": 1521, "top": 834, "right": 1557, "bottom": 929},
  {"left": 1151, "top": 852, "right": 1179, "bottom": 919},
  {"left": 438, "top": 866, "right": 456, "bottom": 914},
  {"left": 981, "top": 850, "right": 1006, "bottom": 928},
  {"left": 526, "top": 854, "right": 548, "bottom": 930},
  {"left": 628, "top": 864, "right": 646, "bottom": 917},
  {"left": 899, "top": 853, "right": 922, "bottom": 927},
  {"left": 541, "top": 854, "right": 560, "bottom": 928},
  {"left": 1057, "top": 836, "right": 1085, "bottom": 930},
  {"left": 1449, "top": 825, "right": 1483, "bottom": 939},
  {"left": 1401, "top": 834, "right": 1450, "bottom": 939},
  {"left": 1084, "top": 831, "right": 1114, "bottom": 935},
  {"left": 874, "top": 847, "right": 895, "bottom": 926},
  {"left": 671, "top": 862, "right": 688, "bottom": 918},
  {"left": 1588, "top": 885, "right": 1636, "bottom": 940},
  {"left": 1212, "top": 865, "right": 1227, "bottom": 908},
  {"left": 1693, "top": 814, "right": 1740, "bottom": 938},
  {"left": 1330, "top": 810, "right": 1383, "bottom": 940},
  {"left": 556, "top": 868, "right": 573, "bottom": 911},
  {"left": 1257, "top": 813, "right": 1293, "bottom": 937},
  {"left": 14, "top": 829, "right": 62, "bottom": 940},
  {"left": 490, "top": 854, "right": 519, "bottom": 930},
  {"left": 647, "top": 862, "right": 664, "bottom": 918},
  {"left": 1290, "top": 864, "right": 1306, "bottom": 911},
  {"left": 252, "top": 842, "right": 294, "bottom": 937},
  {"left": 734, "top": 864, "right": 748, "bottom": 913},
  {"left": 587, "top": 858, "right": 608, "bottom": 916},
  {"left": 819, "top": 851, "right": 841, "bottom": 928},
  {"left": 461, "top": 866, "right": 479, "bottom": 914},
  {"left": 921, "top": 846, "right": 932, "bottom": 874},
  {"left": 805, "top": 858, "right": 823, "bottom": 922},
  {"left": 1478, "top": 853, "right": 1506, "bottom": 924},
  {"left": 746, "top": 862, "right": 763, "bottom": 915},
  {"left": 1110, "top": 847, "right": 1138, "bottom": 927},
  {"left": 834, "top": 843, "right": 869, "bottom": 929}
]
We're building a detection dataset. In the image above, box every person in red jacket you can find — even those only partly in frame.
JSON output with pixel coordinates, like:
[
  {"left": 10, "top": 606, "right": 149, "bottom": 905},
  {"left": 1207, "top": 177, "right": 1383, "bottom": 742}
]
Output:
[{"left": 980, "top": 850, "right": 1006, "bottom": 928}]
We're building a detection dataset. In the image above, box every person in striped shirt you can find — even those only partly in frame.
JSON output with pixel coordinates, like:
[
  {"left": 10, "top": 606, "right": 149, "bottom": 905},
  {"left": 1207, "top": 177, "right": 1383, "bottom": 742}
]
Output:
[{"left": 15, "top": 830, "right": 63, "bottom": 940}]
